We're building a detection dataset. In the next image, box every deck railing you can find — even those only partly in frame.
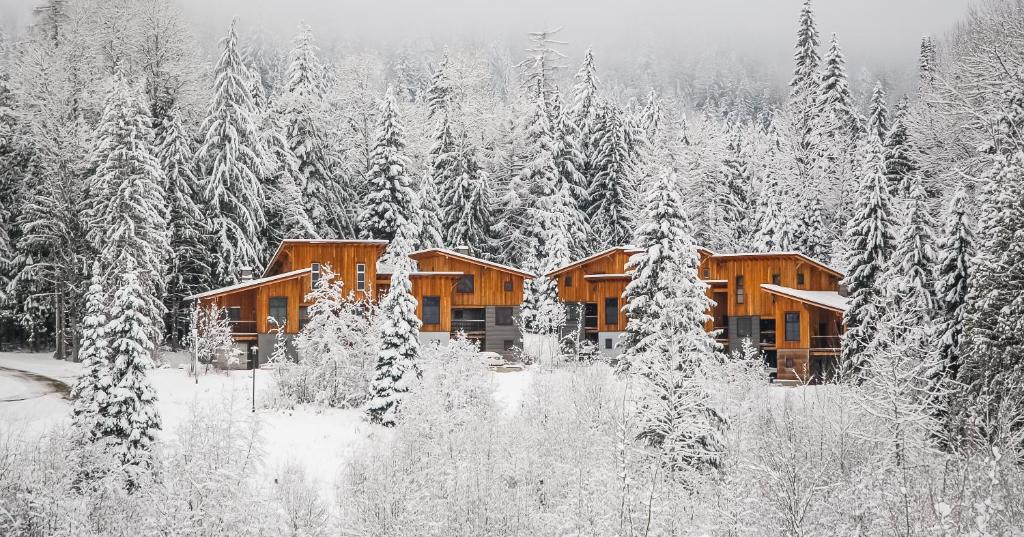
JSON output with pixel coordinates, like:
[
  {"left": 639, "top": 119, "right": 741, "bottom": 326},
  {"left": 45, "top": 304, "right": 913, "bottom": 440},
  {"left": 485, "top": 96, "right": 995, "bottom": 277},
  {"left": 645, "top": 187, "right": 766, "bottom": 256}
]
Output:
[
  {"left": 811, "top": 335, "right": 842, "bottom": 349},
  {"left": 229, "top": 320, "right": 257, "bottom": 334},
  {"left": 451, "top": 319, "right": 486, "bottom": 334}
]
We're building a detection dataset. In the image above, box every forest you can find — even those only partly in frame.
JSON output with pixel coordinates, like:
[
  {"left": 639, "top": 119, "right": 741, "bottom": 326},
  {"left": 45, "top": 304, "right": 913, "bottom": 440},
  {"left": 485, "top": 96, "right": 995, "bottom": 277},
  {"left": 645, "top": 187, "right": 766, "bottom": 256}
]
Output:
[{"left": 1, "top": 0, "right": 1024, "bottom": 535}]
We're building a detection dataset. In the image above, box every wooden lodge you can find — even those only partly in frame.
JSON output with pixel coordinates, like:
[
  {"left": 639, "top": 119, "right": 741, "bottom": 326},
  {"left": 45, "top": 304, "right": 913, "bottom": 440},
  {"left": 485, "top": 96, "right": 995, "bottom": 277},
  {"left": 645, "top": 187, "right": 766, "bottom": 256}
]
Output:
[
  {"left": 187, "top": 240, "right": 534, "bottom": 366},
  {"left": 548, "top": 247, "right": 848, "bottom": 382},
  {"left": 189, "top": 238, "right": 847, "bottom": 382}
]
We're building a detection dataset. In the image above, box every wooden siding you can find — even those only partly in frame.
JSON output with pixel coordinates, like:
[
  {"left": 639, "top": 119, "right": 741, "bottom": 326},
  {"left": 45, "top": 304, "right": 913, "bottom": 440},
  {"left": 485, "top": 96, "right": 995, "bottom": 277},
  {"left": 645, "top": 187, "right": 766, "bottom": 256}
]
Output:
[
  {"left": 704, "top": 255, "right": 839, "bottom": 319},
  {"left": 266, "top": 242, "right": 384, "bottom": 301},
  {"left": 413, "top": 253, "right": 527, "bottom": 307},
  {"left": 410, "top": 274, "right": 458, "bottom": 333}
]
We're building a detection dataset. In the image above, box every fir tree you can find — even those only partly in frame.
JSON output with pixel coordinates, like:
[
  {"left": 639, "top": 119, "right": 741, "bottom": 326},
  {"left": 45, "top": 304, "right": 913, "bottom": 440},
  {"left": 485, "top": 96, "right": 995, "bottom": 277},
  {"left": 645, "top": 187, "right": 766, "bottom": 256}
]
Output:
[
  {"left": 587, "top": 104, "right": 635, "bottom": 249},
  {"left": 416, "top": 175, "right": 445, "bottom": 249},
  {"left": 919, "top": 35, "right": 937, "bottom": 89},
  {"left": 550, "top": 92, "right": 589, "bottom": 256},
  {"left": 840, "top": 140, "right": 896, "bottom": 378},
  {"left": 70, "top": 268, "right": 109, "bottom": 439},
  {"left": 87, "top": 77, "right": 170, "bottom": 338},
  {"left": 426, "top": 53, "right": 454, "bottom": 119},
  {"left": 96, "top": 265, "right": 162, "bottom": 469},
  {"left": 571, "top": 49, "right": 601, "bottom": 189},
  {"left": 814, "top": 33, "right": 859, "bottom": 138},
  {"left": 262, "top": 113, "right": 317, "bottom": 244},
  {"left": 885, "top": 176, "right": 938, "bottom": 328},
  {"left": 360, "top": 86, "right": 417, "bottom": 241},
  {"left": 197, "top": 20, "right": 268, "bottom": 283},
  {"left": 867, "top": 81, "right": 889, "bottom": 142},
  {"left": 157, "top": 115, "right": 210, "bottom": 347},
  {"left": 441, "top": 131, "right": 492, "bottom": 256},
  {"left": 789, "top": 0, "right": 821, "bottom": 105},
  {"left": 366, "top": 250, "right": 421, "bottom": 427},
  {"left": 720, "top": 127, "right": 755, "bottom": 251},
  {"left": 278, "top": 23, "right": 347, "bottom": 237},
  {"left": 933, "top": 185, "right": 974, "bottom": 385},
  {"left": 883, "top": 100, "right": 918, "bottom": 197}
]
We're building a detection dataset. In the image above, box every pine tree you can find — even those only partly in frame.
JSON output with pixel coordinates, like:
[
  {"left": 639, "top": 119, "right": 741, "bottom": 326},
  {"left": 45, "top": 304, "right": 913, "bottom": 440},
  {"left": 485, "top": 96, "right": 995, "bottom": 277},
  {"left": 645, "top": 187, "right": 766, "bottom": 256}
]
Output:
[
  {"left": 426, "top": 53, "right": 454, "bottom": 119},
  {"left": 720, "top": 127, "right": 755, "bottom": 251},
  {"left": 441, "top": 131, "right": 492, "bottom": 256},
  {"left": 366, "top": 251, "right": 421, "bottom": 427},
  {"left": 919, "top": 35, "right": 937, "bottom": 89},
  {"left": 587, "top": 104, "right": 635, "bottom": 249},
  {"left": 416, "top": 174, "right": 445, "bottom": 249},
  {"left": 571, "top": 49, "right": 601, "bottom": 191},
  {"left": 933, "top": 185, "right": 974, "bottom": 386},
  {"left": 157, "top": 115, "right": 210, "bottom": 347},
  {"left": 885, "top": 176, "right": 938, "bottom": 328},
  {"left": 867, "top": 81, "right": 889, "bottom": 142},
  {"left": 360, "top": 86, "right": 417, "bottom": 241},
  {"left": 197, "top": 20, "right": 268, "bottom": 283},
  {"left": 86, "top": 77, "right": 170, "bottom": 338},
  {"left": 262, "top": 113, "right": 317, "bottom": 244},
  {"left": 70, "top": 268, "right": 109, "bottom": 439},
  {"left": 517, "top": 27, "right": 567, "bottom": 106},
  {"left": 789, "top": 0, "right": 821, "bottom": 105},
  {"left": 96, "top": 265, "right": 162, "bottom": 469},
  {"left": 840, "top": 140, "right": 896, "bottom": 378},
  {"left": 278, "top": 23, "right": 346, "bottom": 237},
  {"left": 882, "top": 101, "right": 918, "bottom": 197},
  {"left": 550, "top": 93, "right": 589, "bottom": 256},
  {"left": 814, "top": 34, "right": 859, "bottom": 138}
]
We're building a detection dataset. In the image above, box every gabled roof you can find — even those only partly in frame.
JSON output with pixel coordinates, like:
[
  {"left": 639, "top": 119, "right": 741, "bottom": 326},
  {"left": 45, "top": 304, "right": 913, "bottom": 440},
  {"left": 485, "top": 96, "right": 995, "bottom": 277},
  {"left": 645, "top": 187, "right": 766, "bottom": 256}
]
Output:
[
  {"left": 760, "top": 284, "right": 849, "bottom": 313},
  {"left": 187, "top": 268, "right": 312, "bottom": 301},
  {"left": 262, "top": 239, "right": 389, "bottom": 277},
  {"left": 547, "top": 246, "right": 642, "bottom": 277},
  {"left": 548, "top": 245, "right": 716, "bottom": 278},
  {"left": 710, "top": 251, "right": 843, "bottom": 278},
  {"left": 409, "top": 248, "right": 534, "bottom": 278}
]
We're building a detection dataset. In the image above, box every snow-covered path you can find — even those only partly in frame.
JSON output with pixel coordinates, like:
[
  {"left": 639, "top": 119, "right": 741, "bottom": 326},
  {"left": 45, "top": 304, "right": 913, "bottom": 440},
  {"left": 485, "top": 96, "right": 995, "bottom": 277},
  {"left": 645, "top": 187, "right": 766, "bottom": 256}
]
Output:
[{"left": 0, "top": 366, "right": 70, "bottom": 402}]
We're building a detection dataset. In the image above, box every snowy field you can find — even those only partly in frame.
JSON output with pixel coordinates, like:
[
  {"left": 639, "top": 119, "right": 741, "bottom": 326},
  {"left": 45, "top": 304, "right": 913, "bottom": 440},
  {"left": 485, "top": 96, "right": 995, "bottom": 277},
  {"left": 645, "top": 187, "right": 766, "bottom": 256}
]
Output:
[{"left": 0, "top": 351, "right": 534, "bottom": 498}]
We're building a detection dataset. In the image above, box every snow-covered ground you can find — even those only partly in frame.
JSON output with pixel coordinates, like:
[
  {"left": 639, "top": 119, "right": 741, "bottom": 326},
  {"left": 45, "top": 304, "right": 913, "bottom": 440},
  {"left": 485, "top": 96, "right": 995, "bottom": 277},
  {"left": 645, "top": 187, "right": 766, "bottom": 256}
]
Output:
[{"left": 0, "top": 351, "right": 533, "bottom": 499}]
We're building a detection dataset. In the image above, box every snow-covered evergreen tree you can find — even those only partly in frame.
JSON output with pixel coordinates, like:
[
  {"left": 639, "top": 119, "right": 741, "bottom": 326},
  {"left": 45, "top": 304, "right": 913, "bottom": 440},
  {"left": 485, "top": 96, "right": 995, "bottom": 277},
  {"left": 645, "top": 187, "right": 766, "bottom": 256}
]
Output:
[
  {"left": 426, "top": 53, "right": 454, "bottom": 119},
  {"left": 587, "top": 104, "right": 635, "bottom": 249},
  {"left": 571, "top": 48, "right": 601, "bottom": 190},
  {"left": 867, "top": 81, "right": 889, "bottom": 142},
  {"left": 359, "top": 86, "right": 417, "bottom": 241},
  {"left": 158, "top": 115, "right": 210, "bottom": 347},
  {"left": 262, "top": 113, "right": 317, "bottom": 245},
  {"left": 883, "top": 101, "right": 918, "bottom": 197},
  {"left": 416, "top": 174, "right": 445, "bottom": 249},
  {"left": 96, "top": 265, "right": 162, "bottom": 470},
  {"left": 366, "top": 248, "right": 421, "bottom": 427},
  {"left": 86, "top": 77, "right": 170, "bottom": 338},
  {"left": 932, "top": 185, "right": 974, "bottom": 388},
  {"left": 814, "top": 33, "right": 860, "bottom": 138},
  {"left": 789, "top": 0, "right": 821, "bottom": 105},
  {"left": 441, "top": 131, "right": 492, "bottom": 256},
  {"left": 883, "top": 176, "right": 938, "bottom": 330},
  {"left": 720, "top": 127, "right": 755, "bottom": 251},
  {"left": 197, "top": 20, "right": 268, "bottom": 283},
  {"left": 840, "top": 140, "right": 897, "bottom": 378},
  {"left": 70, "top": 268, "right": 109, "bottom": 439},
  {"left": 919, "top": 35, "right": 937, "bottom": 89}
]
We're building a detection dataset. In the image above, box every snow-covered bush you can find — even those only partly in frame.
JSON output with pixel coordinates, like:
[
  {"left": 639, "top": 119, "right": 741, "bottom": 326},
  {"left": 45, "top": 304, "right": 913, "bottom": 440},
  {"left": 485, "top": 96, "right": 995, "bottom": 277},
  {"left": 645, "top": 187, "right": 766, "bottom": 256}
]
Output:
[
  {"left": 185, "top": 303, "right": 241, "bottom": 377},
  {"left": 273, "top": 267, "right": 378, "bottom": 409}
]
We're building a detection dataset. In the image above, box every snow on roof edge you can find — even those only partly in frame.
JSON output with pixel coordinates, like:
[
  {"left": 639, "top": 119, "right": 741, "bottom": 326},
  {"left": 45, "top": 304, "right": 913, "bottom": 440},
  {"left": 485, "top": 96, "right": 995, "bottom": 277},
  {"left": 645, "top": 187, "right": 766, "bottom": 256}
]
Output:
[
  {"left": 759, "top": 284, "right": 850, "bottom": 312},
  {"left": 186, "top": 268, "right": 312, "bottom": 300}
]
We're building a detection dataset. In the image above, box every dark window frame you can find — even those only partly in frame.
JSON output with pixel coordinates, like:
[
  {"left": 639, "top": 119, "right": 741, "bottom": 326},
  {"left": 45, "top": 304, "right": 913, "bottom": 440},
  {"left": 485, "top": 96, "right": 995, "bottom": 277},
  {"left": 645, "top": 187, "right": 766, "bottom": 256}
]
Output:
[
  {"left": 495, "top": 307, "right": 514, "bottom": 326},
  {"left": 565, "top": 275, "right": 573, "bottom": 288},
  {"left": 456, "top": 275, "right": 475, "bottom": 293},
  {"left": 797, "top": 272, "right": 806, "bottom": 286},
  {"left": 605, "top": 338, "right": 613, "bottom": 349},
  {"left": 269, "top": 296, "right": 288, "bottom": 326},
  {"left": 771, "top": 273, "right": 781, "bottom": 285},
  {"left": 226, "top": 306, "right": 241, "bottom": 322},
  {"left": 785, "top": 312, "right": 801, "bottom": 342},
  {"left": 423, "top": 296, "right": 441, "bottom": 325},
  {"left": 604, "top": 297, "right": 619, "bottom": 326},
  {"left": 311, "top": 262, "right": 322, "bottom": 289},
  {"left": 503, "top": 280, "right": 513, "bottom": 292},
  {"left": 356, "top": 263, "right": 366, "bottom": 291},
  {"left": 736, "top": 317, "right": 753, "bottom": 338},
  {"left": 299, "top": 306, "right": 310, "bottom": 330},
  {"left": 735, "top": 275, "right": 746, "bottom": 304},
  {"left": 503, "top": 339, "right": 515, "bottom": 350}
]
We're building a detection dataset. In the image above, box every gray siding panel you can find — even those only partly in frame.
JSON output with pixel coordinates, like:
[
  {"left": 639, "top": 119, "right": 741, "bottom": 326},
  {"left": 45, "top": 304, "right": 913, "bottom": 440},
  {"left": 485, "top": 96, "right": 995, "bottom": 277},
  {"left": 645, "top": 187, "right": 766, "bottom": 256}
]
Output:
[
  {"left": 727, "top": 315, "right": 759, "bottom": 354},
  {"left": 485, "top": 305, "right": 523, "bottom": 357}
]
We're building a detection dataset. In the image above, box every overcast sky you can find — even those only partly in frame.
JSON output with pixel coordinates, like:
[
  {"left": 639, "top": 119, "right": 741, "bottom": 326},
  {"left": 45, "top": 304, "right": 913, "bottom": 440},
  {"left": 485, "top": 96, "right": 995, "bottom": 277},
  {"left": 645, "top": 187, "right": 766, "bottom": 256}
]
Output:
[{"left": 2, "top": 0, "right": 977, "bottom": 87}]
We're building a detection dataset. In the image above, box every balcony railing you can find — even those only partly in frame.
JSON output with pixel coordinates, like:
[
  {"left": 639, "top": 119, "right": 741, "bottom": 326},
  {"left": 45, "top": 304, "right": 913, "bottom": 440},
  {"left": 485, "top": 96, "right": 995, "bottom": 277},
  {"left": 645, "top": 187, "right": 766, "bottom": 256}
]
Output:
[
  {"left": 811, "top": 335, "right": 842, "bottom": 349},
  {"left": 760, "top": 330, "right": 776, "bottom": 346},
  {"left": 229, "top": 320, "right": 257, "bottom": 334},
  {"left": 451, "top": 319, "right": 486, "bottom": 334}
]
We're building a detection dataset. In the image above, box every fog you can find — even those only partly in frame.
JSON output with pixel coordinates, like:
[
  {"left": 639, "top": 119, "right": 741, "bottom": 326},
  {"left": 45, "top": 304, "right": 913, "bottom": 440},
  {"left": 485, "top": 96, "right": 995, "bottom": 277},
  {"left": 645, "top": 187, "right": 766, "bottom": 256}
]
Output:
[{"left": 2, "top": 0, "right": 977, "bottom": 90}]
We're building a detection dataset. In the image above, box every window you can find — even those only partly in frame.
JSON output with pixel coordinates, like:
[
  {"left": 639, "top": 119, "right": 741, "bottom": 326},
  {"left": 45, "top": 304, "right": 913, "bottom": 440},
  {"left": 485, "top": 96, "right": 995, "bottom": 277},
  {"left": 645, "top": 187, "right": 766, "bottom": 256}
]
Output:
[
  {"left": 736, "top": 317, "right": 752, "bottom": 338},
  {"left": 797, "top": 272, "right": 805, "bottom": 286},
  {"left": 456, "top": 275, "right": 475, "bottom": 293},
  {"left": 423, "top": 296, "right": 441, "bottom": 325},
  {"left": 785, "top": 356, "right": 795, "bottom": 369},
  {"left": 495, "top": 307, "right": 514, "bottom": 326},
  {"left": 299, "top": 306, "right": 310, "bottom": 330},
  {"left": 226, "top": 306, "right": 241, "bottom": 322},
  {"left": 503, "top": 339, "right": 515, "bottom": 350},
  {"left": 356, "top": 263, "right": 366, "bottom": 291},
  {"left": 565, "top": 275, "right": 573, "bottom": 288},
  {"left": 605, "top": 338, "right": 613, "bottom": 349},
  {"left": 785, "top": 312, "right": 800, "bottom": 342},
  {"left": 503, "top": 280, "right": 513, "bottom": 292},
  {"left": 604, "top": 297, "right": 619, "bottom": 326},
  {"left": 269, "top": 297, "right": 288, "bottom": 326},
  {"left": 772, "top": 273, "right": 781, "bottom": 285},
  {"left": 735, "top": 275, "right": 745, "bottom": 304},
  {"left": 311, "top": 263, "right": 321, "bottom": 289},
  {"left": 703, "top": 267, "right": 711, "bottom": 279}
]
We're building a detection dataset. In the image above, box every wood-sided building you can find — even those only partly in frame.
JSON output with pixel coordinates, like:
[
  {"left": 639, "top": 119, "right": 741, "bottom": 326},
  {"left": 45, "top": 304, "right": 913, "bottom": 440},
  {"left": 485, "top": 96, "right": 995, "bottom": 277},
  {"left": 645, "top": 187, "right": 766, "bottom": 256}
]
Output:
[
  {"left": 187, "top": 240, "right": 534, "bottom": 367},
  {"left": 550, "top": 247, "right": 848, "bottom": 382}
]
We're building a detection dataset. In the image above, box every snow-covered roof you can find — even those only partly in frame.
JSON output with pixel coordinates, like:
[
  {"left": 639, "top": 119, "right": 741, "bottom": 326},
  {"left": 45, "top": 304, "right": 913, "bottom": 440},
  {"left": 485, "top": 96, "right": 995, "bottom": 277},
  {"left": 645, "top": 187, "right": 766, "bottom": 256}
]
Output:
[
  {"left": 409, "top": 271, "right": 464, "bottom": 277},
  {"left": 703, "top": 279, "right": 728, "bottom": 285},
  {"left": 711, "top": 252, "right": 844, "bottom": 277},
  {"left": 409, "top": 248, "right": 534, "bottom": 278},
  {"left": 547, "top": 246, "right": 643, "bottom": 277},
  {"left": 583, "top": 273, "right": 630, "bottom": 280},
  {"left": 262, "top": 239, "right": 389, "bottom": 277},
  {"left": 186, "top": 268, "right": 312, "bottom": 300},
  {"left": 760, "top": 284, "right": 849, "bottom": 312}
]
